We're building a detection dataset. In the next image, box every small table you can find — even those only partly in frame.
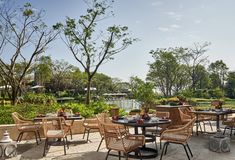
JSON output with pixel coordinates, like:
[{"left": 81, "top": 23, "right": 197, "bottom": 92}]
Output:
[
  {"left": 113, "top": 118, "right": 171, "bottom": 159},
  {"left": 209, "top": 134, "right": 230, "bottom": 152},
  {"left": 190, "top": 109, "right": 232, "bottom": 135}
]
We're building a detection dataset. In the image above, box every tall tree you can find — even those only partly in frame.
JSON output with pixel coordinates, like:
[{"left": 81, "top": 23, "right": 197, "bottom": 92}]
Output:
[
  {"left": 225, "top": 72, "right": 235, "bottom": 98},
  {"left": 34, "top": 56, "right": 53, "bottom": 86},
  {"left": 0, "top": 2, "right": 58, "bottom": 104},
  {"left": 130, "top": 76, "right": 156, "bottom": 106},
  {"left": 53, "top": 0, "right": 136, "bottom": 105},
  {"left": 194, "top": 65, "right": 210, "bottom": 90},
  {"left": 208, "top": 60, "right": 228, "bottom": 90},
  {"left": 48, "top": 59, "right": 77, "bottom": 94},
  {"left": 181, "top": 42, "right": 210, "bottom": 91},
  {"left": 147, "top": 48, "right": 188, "bottom": 97}
]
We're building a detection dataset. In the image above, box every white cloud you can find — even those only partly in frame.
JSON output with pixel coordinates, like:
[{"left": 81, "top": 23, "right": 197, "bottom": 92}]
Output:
[
  {"left": 135, "top": 20, "right": 141, "bottom": 24},
  {"left": 151, "top": 1, "right": 163, "bottom": 6},
  {"left": 157, "top": 27, "right": 170, "bottom": 32},
  {"left": 179, "top": 4, "right": 184, "bottom": 9},
  {"left": 194, "top": 20, "right": 201, "bottom": 24},
  {"left": 165, "top": 11, "right": 182, "bottom": 21},
  {"left": 170, "top": 24, "right": 180, "bottom": 28}
]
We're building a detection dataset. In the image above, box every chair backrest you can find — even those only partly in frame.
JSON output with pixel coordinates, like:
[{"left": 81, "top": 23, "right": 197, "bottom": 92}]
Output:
[
  {"left": 103, "top": 123, "right": 128, "bottom": 152},
  {"left": 12, "top": 112, "right": 30, "bottom": 124},
  {"left": 169, "top": 108, "right": 191, "bottom": 126},
  {"left": 42, "top": 117, "right": 65, "bottom": 137},
  {"left": 161, "top": 117, "right": 196, "bottom": 143},
  {"left": 156, "top": 111, "right": 169, "bottom": 118},
  {"left": 96, "top": 113, "right": 112, "bottom": 136}
]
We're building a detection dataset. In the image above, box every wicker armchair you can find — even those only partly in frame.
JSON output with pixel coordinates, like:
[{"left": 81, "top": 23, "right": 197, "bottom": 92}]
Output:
[
  {"left": 12, "top": 112, "right": 41, "bottom": 144},
  {"left": 184, "top": 107, "right": 213, "bottom": 132},
  {"left": 82, "top": 118, "right": 100, "bottom": 142},
  {"left": 96, "top": 113, "right": 112, "bottom": 152},
  {"left": 42, "top": 117, "right": 69, "bottom": 156},
  {"left": 160, "top": 118, "right": 196, "bottom": 160},
  {"left": 103, "top": 123, "right": 145, "bottom": 160},
  {"left": 168, "top": 108, "right": 191, "bottom": 128},
  {"left": 222, "top": 117, "right": 235, "bottom": 136},
  {"left": 145, "top": 111, "right": 171, "bottom": 149}
]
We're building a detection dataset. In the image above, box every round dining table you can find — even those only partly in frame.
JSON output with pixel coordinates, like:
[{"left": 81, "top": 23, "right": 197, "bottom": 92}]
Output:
[{"left": 112, "top": 117, "right": 171, "bottom": 159}]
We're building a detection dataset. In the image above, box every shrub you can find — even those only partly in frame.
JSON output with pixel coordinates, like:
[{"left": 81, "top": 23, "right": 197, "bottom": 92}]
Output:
[
  {"left": 0, "top": 103, "right": 60, "bottom": 124},
  {"left": 23, "top": 93, "right": 57, "bottom": 105}
]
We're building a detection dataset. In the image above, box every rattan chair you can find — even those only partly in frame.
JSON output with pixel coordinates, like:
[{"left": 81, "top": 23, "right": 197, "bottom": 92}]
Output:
[
  {"left": 168, "top": 108, "right": 191, "bottom": 128},
  {"left": 57, "top": 109, "right": 74, "bottom": 139},
  {"left": 160, "top": 118, "right": 196, "bottom": 160},
  {"left": 42, "top": 117, "right": 69, "bottom": 156},
  {"left": 103, "top": 122, "right": 145, "bottom": 160},
  {"left": 82, "top": 118, "right": 100, "bottom": 142},
  {"left": 184, "top": 107, "right": 213, "bottom": 132},
  {"left": 96, "top": 113, "right": 112, "bottom": 152},
  {"left": 223, "top": 117, "right": 235, "bottom": 136},
  {"left": 12, "top": 112, "right": 41, "bottom": 145},
  {"left": 145, "top": 111, "right": 171, "bottom": 149}
]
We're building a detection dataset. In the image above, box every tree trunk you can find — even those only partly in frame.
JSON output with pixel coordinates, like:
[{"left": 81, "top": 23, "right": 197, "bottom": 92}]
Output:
[
  {"left": 11, "top": 87, "right": 18, "bottom": 105},
  {"left": 85, "top": 77, "right": 92, "bottom": 105}
]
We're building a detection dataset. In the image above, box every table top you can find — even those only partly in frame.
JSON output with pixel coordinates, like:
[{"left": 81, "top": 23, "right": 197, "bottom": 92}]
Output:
[
  {"left": 156, "top": 104, "right": 191, "bottom": 108},
  {"left": 112, "top": 118, "right": 171, "bottom": 127},
  {"left": 33, "top": 115, "right": 82, "bottom": 121},
  {"left": 190, "top": 109, "right": 233, "bottom": 115}
]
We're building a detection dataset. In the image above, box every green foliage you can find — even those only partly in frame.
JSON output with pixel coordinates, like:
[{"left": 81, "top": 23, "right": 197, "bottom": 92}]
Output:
[
  {"left": 208, "top": 88, "right": 224, "bottom": 99},
  {"left": 64, "top": 101, "right": 113, "bottom": 118},
  {"left": 90, "top": 101, "right": 112, "bottom": 114},
  {"left": 23, "top": 93, "right": 57, "bottom": 105},
  {"left": 119, "top": 108, "right": 128, "bottom": 117},
  {"left": 0, "top": 104, "right": 60, "bottom": 124},
  {"left": 0, "top": 105, "right": 15, "bottom": 124},
  {"left": 130, "top": 76, "right": 156, "bottom": 105},
  {"left": 53, "top": 0, "right": 136, "bottom": 105}
]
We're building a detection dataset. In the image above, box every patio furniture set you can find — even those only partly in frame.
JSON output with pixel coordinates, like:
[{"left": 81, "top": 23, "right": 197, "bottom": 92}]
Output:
[{"left": 10, "top": 104, "right": 235, "bottom": 160}]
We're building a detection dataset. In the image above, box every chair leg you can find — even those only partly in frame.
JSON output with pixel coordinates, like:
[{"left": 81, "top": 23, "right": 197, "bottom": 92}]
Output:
[
  {"left": 183, "top": 144, "right": 190, "bottom": 160},
  {"left": 138, "top": 148, "right": 142, "bottom": 160},
  {"left": 97, "top": 137, "right": 104, "bottom": 152},
  {"left": 203, "top": 122, "right": 206, "bottom": 132},
  {"left": 43, "top": 138, "right": 48, "bottom": 156},
  {"left": 125, "top": 153, "right": 128, "bottom": 160},
  {"left": 70, "top": 129, "right": 73, "bottom": 140},
  {"left": 34, "top": 131, "right": 39, "bottom": 145},
  {"left": 105, "top": 149, "right": 111, "bottom": 160},
  {"left": 160, "top": 142, "right": 168, "bottom": 160},
  {"left": 63, "top": 138, "right": 66, "bottom": 155},
  {"left": 230, "top": 127, "right": 233, "bottom": 136},
  {"left": 118, "top": 151, "right": 121, "bottom": 160},
  {"left": 65, "top": 136, "right": 69, "bottom": 149},
  {"left": 83, "top": 128, "right": 87, "bottom": 139},
  {"left": 186, "top": 143, "right": 193, "bottom": 157},
  {"left": 155, "top": 139, "right": 158, "bottom": 151},
  {"left": 86, "top": 129, "right": 90, "bottom": 141},
  {"left": 164, "top": 142, "right": 169, "bottom": 155},
  {"left": 160, "top": 140, "right": 162, "bottom": 149},
  {"left": 37, "top": 130, "right": 41, "bottom": 141},
  {"left": 223, "top": 127, "right": 227, "bottom": 135},
  {"left": 199, "top": 123, "right": 203, "bottom": 132},
  {"left": 209, "top": 121, "right": 213, "bottom": 131},
  {"left": 16, "top": 132, "right": 23, "bottom": 142}
]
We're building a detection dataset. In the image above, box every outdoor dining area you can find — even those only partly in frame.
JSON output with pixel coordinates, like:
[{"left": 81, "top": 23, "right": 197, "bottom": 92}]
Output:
[{"left": 2, "top": 104, "right": 235, "bottom": 160}]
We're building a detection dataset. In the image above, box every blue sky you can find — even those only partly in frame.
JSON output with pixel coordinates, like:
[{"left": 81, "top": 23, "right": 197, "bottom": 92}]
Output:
[{"left": 14, "top": 0, "right": 235, "bottom": 82}]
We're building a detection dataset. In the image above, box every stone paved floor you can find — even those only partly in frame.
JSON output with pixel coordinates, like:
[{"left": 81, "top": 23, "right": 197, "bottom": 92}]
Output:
[{"left": 8, "top": 123, "right": 235, "bottom": 160}]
